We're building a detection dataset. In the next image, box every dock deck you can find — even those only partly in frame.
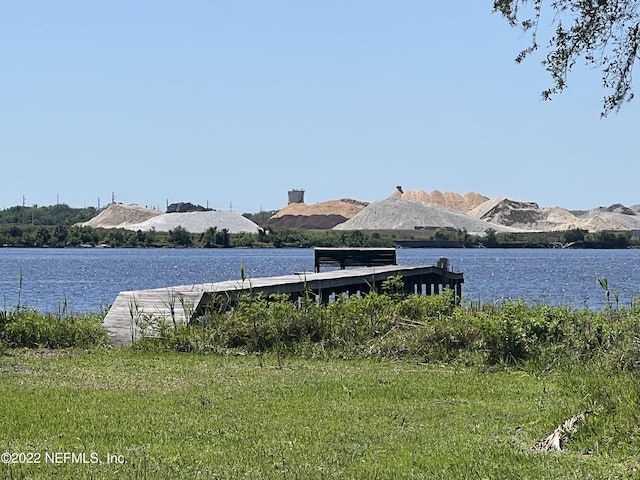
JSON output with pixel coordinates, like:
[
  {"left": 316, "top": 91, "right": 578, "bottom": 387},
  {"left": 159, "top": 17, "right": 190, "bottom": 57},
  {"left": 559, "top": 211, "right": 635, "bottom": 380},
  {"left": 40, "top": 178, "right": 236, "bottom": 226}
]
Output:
[{"left": 103, "top": 264, "right": 463, "bottom": 345}]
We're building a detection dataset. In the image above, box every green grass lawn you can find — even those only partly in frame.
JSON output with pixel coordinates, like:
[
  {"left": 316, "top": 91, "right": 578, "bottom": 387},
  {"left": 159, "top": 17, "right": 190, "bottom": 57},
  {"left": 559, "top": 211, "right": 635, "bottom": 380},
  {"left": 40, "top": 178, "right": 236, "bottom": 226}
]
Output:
[{"left": 0, "top": 348, "right": 635, "bottom": 479}]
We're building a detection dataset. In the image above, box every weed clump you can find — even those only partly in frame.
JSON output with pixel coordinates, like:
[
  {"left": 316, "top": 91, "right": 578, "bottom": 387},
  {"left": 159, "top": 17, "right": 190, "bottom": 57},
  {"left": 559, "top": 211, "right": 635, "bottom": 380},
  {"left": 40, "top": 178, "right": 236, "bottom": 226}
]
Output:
[{"left": 0, "top": 307, "right": 108, "bottom": 349}]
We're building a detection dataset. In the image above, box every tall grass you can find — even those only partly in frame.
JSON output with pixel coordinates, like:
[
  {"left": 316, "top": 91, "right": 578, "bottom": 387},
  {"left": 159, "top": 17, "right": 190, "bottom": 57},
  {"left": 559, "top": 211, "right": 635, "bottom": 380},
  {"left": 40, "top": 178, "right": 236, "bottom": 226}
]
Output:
[
  {"left": 134, "top": 288, "right": 640, "bottom": 374},
  {"left": 0, "top": 307, "right": 108, "bottom": 350},
  {"left": 1, "top": 271, "right": 107, "bottom": 350}
]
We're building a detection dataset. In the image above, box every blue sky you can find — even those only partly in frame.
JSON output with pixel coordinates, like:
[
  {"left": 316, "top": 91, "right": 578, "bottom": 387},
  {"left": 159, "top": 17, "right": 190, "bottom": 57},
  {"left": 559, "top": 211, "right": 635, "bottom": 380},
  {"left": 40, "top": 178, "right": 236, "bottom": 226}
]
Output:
[{"left": 1, "top": 1, "right": 637, "bottom": 213}]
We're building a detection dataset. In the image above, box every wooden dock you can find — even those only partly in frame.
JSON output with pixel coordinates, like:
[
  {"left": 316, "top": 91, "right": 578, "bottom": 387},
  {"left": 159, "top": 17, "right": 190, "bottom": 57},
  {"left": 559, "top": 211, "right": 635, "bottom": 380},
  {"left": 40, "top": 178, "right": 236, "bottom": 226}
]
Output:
[{"left": 103, "top": 263, "right": 463, "bottom": 346}]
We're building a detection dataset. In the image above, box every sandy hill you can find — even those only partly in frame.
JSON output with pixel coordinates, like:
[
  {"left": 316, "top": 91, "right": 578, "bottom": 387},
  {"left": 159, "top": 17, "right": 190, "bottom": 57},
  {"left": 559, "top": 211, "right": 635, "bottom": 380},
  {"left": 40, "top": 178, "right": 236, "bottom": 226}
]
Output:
[
  {"left": 333, "top": 197, "right": 520, "bottom": 234},
  {"left": 77, "top": 203, "right": 260, "bottom": 234},
  {"left": 77, "top": 195, "right": 640, "bottom": 235},
  {"left": 76, "top": 203, "right": 162, "bottom": 228},
  {"left": 266, "top": 198, "right": 368, "bottom": 229},
  {"left": 468, "top": 197, "right": 583, "bottom": 231},
  {"left": 469, "top": 197, "right": 640, "bottom": 232},
  {"left": 390, "top": 188, "right": 488, "bottom": 212},
  {"left": 579, "top": 205, "right": 640, "bottom": 231},
  {"left": 122, "top": 211, "right": 260, "bottom": 234}
]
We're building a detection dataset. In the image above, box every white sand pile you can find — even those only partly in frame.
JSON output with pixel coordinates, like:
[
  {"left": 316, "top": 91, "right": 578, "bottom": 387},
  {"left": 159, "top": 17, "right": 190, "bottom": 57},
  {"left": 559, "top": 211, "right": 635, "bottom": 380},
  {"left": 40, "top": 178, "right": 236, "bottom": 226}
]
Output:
[
  {"left": 333, "top": 197, "right": 520, "bottom": 234},
  {"left": 390, "top": 189, "right": 488, "bottom": 212},
  {"left": 122, "top": 211, "right": 260, "bottom": 234},
  {"left": 76, "top": 203, "right": 162, "bottom": 228}
]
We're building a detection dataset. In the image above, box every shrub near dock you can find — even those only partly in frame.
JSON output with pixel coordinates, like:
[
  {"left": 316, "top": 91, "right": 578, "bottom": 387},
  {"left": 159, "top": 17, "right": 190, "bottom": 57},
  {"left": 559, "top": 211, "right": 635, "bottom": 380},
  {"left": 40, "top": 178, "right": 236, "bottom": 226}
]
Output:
[
  {"left": 0, "top": 307, "right": 107, "bottom": 350},
  {"left": 134, "top": 286, "right": 640, "bottom": 370}
]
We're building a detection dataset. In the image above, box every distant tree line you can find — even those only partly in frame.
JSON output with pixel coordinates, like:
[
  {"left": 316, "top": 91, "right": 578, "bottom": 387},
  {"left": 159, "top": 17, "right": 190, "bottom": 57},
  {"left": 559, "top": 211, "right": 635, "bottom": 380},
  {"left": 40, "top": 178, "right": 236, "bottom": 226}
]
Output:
[
  {"left": 166, "top": 202, "right": 213, "bottom": 213},
  {"left": 0, "top": 224, "right": 395, "bottom": 249},
  {"left": 242, "top": 210, "right": 278, "bottom": 226},
  {"left": 0, "top": 204, "right": 98, "bottom": 226},
  {"left": 484, "top": 228, "right": 638, "bottom": 249}
]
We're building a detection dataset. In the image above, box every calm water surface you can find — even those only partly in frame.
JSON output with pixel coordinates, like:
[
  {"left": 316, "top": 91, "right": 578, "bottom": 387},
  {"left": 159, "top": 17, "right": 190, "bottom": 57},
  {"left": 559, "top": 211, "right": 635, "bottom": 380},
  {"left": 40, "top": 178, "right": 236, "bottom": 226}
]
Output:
[{"left": 0, "top": 248, "right": 638, "bottom": 312}]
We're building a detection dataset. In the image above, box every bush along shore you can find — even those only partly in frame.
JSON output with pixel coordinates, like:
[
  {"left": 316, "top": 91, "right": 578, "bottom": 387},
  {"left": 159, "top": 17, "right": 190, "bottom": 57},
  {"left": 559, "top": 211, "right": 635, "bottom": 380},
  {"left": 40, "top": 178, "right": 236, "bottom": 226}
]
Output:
[
  {"left": 1, "top": 222, "right": 639, "bottom": 249},
  {"left": 2, "top": 281, "right": 640, "bottom": 478}
]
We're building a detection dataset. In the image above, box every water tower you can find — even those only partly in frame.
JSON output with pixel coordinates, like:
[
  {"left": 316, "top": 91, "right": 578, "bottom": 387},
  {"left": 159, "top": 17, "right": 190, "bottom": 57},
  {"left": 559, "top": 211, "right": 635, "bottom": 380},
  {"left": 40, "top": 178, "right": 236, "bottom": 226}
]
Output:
[{"left": 288, "top": 189, "right": 305, "bottom": 204}]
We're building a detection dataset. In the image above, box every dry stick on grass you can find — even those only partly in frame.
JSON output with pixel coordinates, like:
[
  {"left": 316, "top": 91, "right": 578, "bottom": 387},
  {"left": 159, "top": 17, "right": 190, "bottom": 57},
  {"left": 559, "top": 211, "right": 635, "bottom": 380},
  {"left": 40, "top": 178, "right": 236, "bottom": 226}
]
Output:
[
  {"left": 391, "top": 313, "right": 425, "bottom": 328},
  {"left": 532, "top": 409, "right": 596, "bottom": 452}
]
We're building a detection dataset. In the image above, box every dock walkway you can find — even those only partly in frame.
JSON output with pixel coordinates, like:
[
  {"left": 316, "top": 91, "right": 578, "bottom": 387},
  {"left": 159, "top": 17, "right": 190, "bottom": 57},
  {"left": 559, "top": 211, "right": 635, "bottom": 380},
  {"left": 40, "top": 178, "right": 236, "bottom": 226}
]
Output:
[{"left": 103, "top": 264, "right": 463, "bottom": 345}]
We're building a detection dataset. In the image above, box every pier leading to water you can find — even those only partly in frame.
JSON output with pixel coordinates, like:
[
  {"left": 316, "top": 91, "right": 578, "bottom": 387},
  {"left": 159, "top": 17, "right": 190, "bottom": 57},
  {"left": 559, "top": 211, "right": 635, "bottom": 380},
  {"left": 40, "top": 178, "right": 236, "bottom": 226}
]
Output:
[{"left": 103, "top": 253, "right": 463, "bottom": 346}]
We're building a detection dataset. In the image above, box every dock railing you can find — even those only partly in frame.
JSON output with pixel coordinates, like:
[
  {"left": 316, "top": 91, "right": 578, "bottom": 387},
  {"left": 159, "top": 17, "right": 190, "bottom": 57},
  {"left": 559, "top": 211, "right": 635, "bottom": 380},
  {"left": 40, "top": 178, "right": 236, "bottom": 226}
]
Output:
[{"left": 314, "top": 247, "right": 397, "bottom": 273}]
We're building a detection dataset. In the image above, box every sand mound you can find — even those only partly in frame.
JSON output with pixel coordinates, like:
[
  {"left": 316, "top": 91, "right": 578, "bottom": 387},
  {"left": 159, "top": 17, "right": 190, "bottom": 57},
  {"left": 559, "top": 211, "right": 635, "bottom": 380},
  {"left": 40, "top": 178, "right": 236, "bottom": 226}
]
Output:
[
  {"left": 271, "top": 198, "right": 368, "bottom": 217},
  {"left": 469, "top": 197, "right": 640, "bottom": 232},
  {"left": 390, "top": 189, "right": 488, "bottom": 212},
  {"left": 580, "top": 206, "right": 640, "bottom": 231},
  {"left": 76, "top": 203, "right": 162, "bottom": 228},
  {"left": 468, "top": 197, "right": 586, "bottom": 231},
  {"left": 77, "top": 196, "right": 640, "bottom": 235},
  {"left": 469, "top": 197, "right": 547, "bottom": 225},
  {"left": 122, "top": 211, "right": 260, "bottom": 234},
  {"left": 333, "top": 197, "right": 519, "bottom": 234},
  {"left": 539, "top": 207, "right": 586, "bottom": 231},
  {"left": 266, "top": 198, "right": 368, "bottom": 229}
]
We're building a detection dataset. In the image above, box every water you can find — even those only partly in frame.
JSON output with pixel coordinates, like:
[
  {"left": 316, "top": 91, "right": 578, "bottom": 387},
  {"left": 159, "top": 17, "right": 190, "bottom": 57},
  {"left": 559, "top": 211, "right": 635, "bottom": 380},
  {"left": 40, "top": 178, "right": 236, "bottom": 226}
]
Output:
[
  {"left": 399, "top": 248, "right": 640, "bottom": 309},
  {"left": 0, "top": 248, "right": 638, "bottom": 313}
]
